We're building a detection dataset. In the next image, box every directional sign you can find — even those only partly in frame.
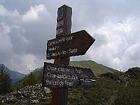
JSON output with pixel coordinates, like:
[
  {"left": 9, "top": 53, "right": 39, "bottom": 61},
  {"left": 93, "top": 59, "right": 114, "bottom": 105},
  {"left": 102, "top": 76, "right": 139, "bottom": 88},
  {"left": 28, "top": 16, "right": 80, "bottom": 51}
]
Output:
[
  {"left": 47, "top": 30, "right": 95, "bottom": 59},
  {"left": 43, "top": 62, "right": 96, "bottom": 88},
  {"left": 44, "top": 5, "right": 96, "bottom": 105}
]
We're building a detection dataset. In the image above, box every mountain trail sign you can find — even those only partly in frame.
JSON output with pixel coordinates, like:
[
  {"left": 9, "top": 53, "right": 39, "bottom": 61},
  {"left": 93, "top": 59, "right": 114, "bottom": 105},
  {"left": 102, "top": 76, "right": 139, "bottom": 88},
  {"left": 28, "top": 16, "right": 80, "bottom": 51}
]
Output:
[
  {"left": 43, "top": 5, "right": 95, "bottom": 105},
  {"left": 43, "top": 62, "right": 95, "bottom": 88},
  {"left": 47, "top": 30, "right": 95, "bottom": 59}
]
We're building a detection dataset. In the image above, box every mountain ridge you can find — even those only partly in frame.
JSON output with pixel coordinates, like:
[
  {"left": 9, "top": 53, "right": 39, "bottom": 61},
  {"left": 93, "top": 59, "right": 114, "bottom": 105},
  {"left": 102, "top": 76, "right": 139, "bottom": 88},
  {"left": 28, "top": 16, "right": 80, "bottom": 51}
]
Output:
[
  {"left": 70, "top": 60, "right": 119, "bottom": 76},
  {"left": 0, "top": 64, "right": 25, "bottom": 83}
]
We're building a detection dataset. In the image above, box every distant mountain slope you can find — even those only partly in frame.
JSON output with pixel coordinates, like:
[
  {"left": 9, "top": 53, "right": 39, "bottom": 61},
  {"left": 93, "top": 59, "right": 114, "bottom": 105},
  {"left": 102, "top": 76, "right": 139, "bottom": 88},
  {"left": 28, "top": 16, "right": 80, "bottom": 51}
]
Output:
[
  {"left": 0, "top": 64, "right": 25, "bottom": 83},
  {"left": 125, "top": 67, "right": 140, "bottom": 78},
  {"left": 70, "top": 60, "right": 118, "bottom": 76},
  {"left": 17, "top": 60, "right": 119, "bottom": 87}
]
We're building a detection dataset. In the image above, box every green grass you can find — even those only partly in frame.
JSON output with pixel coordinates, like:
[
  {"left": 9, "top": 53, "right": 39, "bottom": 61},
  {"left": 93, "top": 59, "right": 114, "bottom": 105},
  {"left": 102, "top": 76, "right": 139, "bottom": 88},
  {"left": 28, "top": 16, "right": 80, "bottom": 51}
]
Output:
[
  {"left": 70, "top": 60, "right": 118, "bottom": 76},
  {"left": 68, "top": 77, "right": 140, "bottom": 105},
  {"left": 2, "top": 61, "right": 139, "bottom": 105},
  {"left": 1, "top": 72, "right": 140, "bottom": 105}
]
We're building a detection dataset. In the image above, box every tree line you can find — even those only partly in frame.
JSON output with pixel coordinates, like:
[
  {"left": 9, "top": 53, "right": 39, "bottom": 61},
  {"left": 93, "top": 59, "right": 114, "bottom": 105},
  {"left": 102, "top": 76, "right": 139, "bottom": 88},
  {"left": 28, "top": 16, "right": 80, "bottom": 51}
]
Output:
[{"left": 0, "top": 68, "right": 12, "bottom": 94}]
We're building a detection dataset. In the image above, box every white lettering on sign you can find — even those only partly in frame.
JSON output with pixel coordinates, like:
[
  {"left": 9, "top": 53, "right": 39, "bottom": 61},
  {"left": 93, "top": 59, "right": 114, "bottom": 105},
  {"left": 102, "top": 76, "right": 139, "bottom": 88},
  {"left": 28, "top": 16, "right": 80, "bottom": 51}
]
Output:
[
  {"left": 46, "top": 79, "right": 74, "bottom": 87},
  {"left": 48, "top": 46, "right": 59, "bottom": 51},
  {"left": 48, "top": 50, "right": 77, "bottom": 58},
  {"left": 47, "top": 48, "right": 77, "bottom": 58},
  {"left": 46, "top": 73, "right": 78, "bottom": 80},
  {"left": 48, "top": 36, "right": 74, "bottom": 46},
  {"left": 47, "top": 49, "right": 78, "bottom": 58},
  {"left": 66, "top": 36, "right": 73, "bottom": 41},
  {"left": 69, "top": 48, "right": 78, "bottom": 54},
  {"left": 51, "top": 52, "right": 61, "bottom": 57},
  {"left": 62, "top": 50, "right": 67, "bottom": 55},
  {"left": 43, "top": 63, "right": 96, "bottom": 87},
  {"left": 47, "top": 66, "right": 76, "bottom": 74}
]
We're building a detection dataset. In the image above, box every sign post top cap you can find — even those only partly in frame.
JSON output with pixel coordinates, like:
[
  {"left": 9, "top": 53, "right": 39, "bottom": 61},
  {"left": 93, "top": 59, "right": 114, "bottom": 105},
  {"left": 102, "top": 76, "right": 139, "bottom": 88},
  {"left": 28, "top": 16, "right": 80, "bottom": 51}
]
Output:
[{"left": 58, "top": 4, "right": 72, "bottom": 9}]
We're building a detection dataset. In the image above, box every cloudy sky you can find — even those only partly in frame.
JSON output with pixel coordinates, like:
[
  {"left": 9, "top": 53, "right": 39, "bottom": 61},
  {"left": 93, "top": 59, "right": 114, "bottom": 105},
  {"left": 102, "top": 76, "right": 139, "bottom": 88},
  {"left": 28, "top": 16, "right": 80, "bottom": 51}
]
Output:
[{"left": 0, "top": 0, "right": 140, "bottom": 74}]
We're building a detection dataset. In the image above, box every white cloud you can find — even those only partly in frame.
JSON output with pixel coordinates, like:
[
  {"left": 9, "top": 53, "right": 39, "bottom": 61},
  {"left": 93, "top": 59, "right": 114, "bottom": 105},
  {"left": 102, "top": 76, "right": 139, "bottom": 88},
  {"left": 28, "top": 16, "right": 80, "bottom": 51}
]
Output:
[
  {"left": 0, "top": 4, "right": 21, "bottom": 24},
  {"left": 0, "top": 5, "right": 7, "bottom": 15},
  {"left": 122, "top": 43, "right": 140, "bottom": 70},
  {"left": 0, "top": 4, "right": 50, "bottom": 73},
  {"left": 7, "top": 54, "right": 44, "bottom": 74},
  {"left": 0, "top": 3, "right": 55, "bottom": 74},
  {"left": 22, "top": 4, "right": 47, "bottom": 22},
  {"left": 0, "top": 23, "right": 12, "bottom": 52},
  {"left": 87, "top": 17, "right": 140, "bottom": 71}
]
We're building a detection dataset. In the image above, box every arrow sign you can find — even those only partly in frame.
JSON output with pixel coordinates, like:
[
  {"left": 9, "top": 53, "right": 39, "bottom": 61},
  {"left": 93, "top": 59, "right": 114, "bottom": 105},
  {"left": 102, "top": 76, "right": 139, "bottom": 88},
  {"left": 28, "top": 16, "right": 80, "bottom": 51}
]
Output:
[
  {"left": 46, "top": 30, "right": 95, "bottom": 59},
  {"left": 43, "top": 62, "right": 96, "bottom": 88}
]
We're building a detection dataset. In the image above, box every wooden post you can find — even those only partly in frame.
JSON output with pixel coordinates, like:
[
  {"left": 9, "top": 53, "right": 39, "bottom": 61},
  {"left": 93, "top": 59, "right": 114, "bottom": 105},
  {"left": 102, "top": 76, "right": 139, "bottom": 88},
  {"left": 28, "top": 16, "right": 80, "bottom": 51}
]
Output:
[
  {"left": 51, "top": 5, "right": 72, "bottom": 105},
  {"left": 44, "top": 4, "right": 95, "bottom": 105}
]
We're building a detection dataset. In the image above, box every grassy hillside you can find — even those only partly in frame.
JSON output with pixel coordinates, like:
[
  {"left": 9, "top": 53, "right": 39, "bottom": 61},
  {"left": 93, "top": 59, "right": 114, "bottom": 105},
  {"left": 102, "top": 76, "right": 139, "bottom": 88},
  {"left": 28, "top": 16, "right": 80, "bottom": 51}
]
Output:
[
  {"left": 70, "top": 60, "right": 118, "bottom": 76},
  {"left": 68, "top": 77, "right": 140, "bottom": 105},
  {"left": 1, "top": 64, "right": 140, "bottom": 105},
  {"left": 1, "top": 68, "right": 140, "bottom": 105}
]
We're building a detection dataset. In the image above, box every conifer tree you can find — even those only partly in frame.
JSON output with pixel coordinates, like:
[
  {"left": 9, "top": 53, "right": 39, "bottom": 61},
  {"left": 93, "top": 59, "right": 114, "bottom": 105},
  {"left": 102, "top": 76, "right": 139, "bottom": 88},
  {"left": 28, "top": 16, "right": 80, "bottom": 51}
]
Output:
[{"left": 0, "top": 66, "right": 12, "bottom": 94}]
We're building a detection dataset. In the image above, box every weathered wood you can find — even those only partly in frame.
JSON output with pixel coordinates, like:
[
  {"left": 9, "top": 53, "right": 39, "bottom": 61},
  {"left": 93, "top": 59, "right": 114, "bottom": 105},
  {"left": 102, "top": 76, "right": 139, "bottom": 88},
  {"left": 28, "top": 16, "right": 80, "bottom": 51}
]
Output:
[
  {"left": 47, "top": 30, "right": 95, "bottom": 59},
  {"left": 51, "top": 5, "right": 72, "bottom": 105},
  {"left": 56, "top": 5, "right": 72, "bottom": 37},
  {"left": 43, "top": 62, "right": 96, "bottom": 88}
]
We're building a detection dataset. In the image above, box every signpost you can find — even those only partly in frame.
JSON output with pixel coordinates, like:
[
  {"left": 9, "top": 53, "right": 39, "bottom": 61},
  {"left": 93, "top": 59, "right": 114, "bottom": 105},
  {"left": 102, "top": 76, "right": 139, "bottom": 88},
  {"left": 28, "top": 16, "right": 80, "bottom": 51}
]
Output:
[
  {"left": 47, "top": 30, "right": 95, "bottom": 59},
  {"left": 56, "top": 5, "right": 72, "bottom": 37},
  {"left": 52, "top": 5, "right": 71, "bottom": 105},
  {"left": 43, "top": 62, "right": 95, "bottom": 88},
  {"left": 43, "top": 5, "right": 95, "bottom": 105}
]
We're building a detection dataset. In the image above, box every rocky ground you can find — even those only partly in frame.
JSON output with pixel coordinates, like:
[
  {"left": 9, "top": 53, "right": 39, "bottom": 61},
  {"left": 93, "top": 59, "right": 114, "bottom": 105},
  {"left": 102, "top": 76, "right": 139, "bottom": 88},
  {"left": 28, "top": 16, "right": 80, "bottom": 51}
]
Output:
[{"left": 0, "top": 84, "right": 51, "bottom": 105}]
